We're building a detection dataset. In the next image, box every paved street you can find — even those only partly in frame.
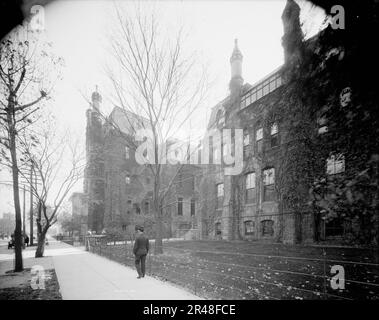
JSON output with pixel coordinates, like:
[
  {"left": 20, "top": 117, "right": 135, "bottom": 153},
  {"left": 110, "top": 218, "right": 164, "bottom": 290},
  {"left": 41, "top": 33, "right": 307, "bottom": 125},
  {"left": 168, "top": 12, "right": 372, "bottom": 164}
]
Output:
[{"left": 0, "top": 239, "right": 201, "bottom": 300}]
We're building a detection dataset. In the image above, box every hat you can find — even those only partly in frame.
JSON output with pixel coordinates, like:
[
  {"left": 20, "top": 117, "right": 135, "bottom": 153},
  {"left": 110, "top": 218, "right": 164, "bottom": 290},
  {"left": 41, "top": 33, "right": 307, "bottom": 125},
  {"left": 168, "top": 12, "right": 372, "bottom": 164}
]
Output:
[{"left": 135, "top": 225, "right": 144, "bottom": 232}]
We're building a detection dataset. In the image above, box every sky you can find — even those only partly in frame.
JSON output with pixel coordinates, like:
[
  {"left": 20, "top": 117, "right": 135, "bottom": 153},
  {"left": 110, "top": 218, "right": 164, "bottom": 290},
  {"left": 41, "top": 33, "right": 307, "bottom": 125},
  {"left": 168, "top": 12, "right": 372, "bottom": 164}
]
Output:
[{"left": 0, "top": 0, "right": 326, "bottom": 217}]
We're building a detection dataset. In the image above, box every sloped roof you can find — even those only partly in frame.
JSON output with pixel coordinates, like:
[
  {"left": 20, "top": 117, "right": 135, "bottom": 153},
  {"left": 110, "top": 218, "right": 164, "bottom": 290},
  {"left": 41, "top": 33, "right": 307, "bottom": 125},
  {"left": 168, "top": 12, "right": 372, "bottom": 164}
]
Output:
[{"left": 108, "top": 106, "right": 151, "bottom": 136}]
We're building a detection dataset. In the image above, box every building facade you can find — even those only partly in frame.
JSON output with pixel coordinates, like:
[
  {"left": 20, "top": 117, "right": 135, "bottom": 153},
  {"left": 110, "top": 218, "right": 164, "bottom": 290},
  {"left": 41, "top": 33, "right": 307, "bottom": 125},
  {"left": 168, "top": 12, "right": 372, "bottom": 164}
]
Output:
[{"left": 84, "top": 0, "right": 378, "bottom": 245}]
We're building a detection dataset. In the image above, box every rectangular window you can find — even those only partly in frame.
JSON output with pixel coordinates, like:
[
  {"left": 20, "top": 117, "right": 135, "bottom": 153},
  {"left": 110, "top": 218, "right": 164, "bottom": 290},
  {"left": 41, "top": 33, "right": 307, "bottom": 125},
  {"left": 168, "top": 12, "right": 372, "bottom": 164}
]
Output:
[
  {"left": 263, "top": 168, "right": 276, "bottom": 202},
  {"left": 243, "top": 129, "right": 250, "bottom": 146},
  {"left": 133, "top": 203, "right": 141, "bottom": 215},
  {"left": 327, "top": 154, "right": 345, "bottom": 175},
  {"left": 144, "top": 201, "right": 149, "bottom": 214},
  {"left": 125, "top": 146, "right": 130, "bottom": 159},
  {"left": 216, "top": 183, "right": 224, "bottom": 209},
  {"left": 270, "top": 123, "right": 279, "bottom": 147},
  {"left": 190, "top": 199, "right": 195, "bottom": 216},
  {"left": 217, "top": 183, "right": 224, "bottom": 197},
  {"left": 261, "top": 220, "right": 274, "bottom": 237},
  {"left": 246, "top": 172, "right": 256, "bottom": 203},
  {"left": 244, "top": 220, "right": 255, "bottom": 235},
  {"left": 256, "top": 127, "right": 263, "bottom": 153},
  {"left": 177, "top": 197, "right": 183, "bottom": 215},
  {"left": 215, "top": 222, "right": 222, "bottom": 236},
  {"left": 263, "top": 84, "right": 270, "bottom": 95}
]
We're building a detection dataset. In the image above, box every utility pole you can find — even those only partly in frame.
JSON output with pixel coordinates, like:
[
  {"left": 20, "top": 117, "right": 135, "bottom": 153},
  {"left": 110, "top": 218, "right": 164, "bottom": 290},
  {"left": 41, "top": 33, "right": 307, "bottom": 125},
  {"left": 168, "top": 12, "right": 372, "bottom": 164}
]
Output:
[{"left": 29, "top": 163, "right": 34, "bottom": 246}]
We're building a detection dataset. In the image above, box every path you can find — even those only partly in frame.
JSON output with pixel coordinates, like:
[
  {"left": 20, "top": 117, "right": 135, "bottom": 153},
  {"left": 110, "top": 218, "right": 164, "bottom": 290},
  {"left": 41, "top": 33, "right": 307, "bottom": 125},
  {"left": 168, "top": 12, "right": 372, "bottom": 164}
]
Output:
[{"left": 0, "top": 239, "right": 201, "bottom": 300}]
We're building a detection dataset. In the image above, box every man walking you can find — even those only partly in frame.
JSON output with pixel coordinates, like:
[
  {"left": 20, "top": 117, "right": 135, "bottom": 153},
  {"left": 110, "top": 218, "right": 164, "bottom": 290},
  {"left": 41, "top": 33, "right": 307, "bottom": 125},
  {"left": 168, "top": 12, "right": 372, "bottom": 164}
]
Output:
[{"left": 133, "top": 225, "right": 149, "bottom": 279}]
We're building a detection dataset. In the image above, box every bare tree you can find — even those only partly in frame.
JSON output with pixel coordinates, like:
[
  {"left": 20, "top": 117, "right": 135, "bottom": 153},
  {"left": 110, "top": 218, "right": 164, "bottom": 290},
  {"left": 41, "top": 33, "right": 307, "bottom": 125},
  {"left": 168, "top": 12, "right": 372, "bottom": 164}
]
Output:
[
  {"left": 18, "top": 124, "right": 85, "bottom": 257},
  {"left": 0, "top": 25, "right": 61, "bottom": 271},
  {"left": 105, "top": 4, "right": 209, "bottom": 253}
]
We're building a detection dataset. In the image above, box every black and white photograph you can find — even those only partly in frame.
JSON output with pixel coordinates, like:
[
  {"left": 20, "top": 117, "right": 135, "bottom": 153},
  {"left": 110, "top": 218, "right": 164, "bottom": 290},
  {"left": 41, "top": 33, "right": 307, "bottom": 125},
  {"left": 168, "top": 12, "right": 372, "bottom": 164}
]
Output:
[{"left": 0, "top": 0, "right": 378, "bottom": 308}]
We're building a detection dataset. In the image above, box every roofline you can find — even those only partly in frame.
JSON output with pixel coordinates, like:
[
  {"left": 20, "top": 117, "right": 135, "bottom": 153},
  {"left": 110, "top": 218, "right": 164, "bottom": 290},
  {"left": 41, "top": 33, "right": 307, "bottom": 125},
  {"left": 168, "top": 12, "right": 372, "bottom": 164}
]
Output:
[{"left": 243, "top": 65, "right": 283, "bottom": 96}]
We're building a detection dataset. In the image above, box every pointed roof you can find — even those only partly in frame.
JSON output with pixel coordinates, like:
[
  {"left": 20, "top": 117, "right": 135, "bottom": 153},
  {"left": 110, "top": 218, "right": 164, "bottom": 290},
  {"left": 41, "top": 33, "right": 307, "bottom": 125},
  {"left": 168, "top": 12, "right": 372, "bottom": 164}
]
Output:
[{"left": 230, "top": 38, "right": 243, "bottom": 63}]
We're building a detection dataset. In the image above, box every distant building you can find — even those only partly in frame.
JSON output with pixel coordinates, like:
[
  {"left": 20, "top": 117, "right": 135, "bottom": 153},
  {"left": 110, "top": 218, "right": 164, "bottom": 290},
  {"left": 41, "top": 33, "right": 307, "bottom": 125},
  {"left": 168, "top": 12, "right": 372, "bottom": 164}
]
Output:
[
  {"left": 69, "top": 192, "right": 87, "bottom": 217},
  {"left": 0, "top": 212, "right": 15, "bottom": 236},
  {"left": 84, "top": 93, "right": 199, "bottom": 238}
]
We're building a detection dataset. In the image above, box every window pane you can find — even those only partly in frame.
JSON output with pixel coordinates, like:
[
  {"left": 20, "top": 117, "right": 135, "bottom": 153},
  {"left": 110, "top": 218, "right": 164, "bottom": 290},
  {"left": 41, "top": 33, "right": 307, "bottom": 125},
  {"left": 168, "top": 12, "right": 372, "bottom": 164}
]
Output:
[
  {"left": 178, "top": 198, "right": 183, "bottom": 215},
  {"left": 191, "top": 199, "right": 195, "bottom": 216},
  {"left": 125, "top": 146, "right": 130, "bottom": 159},
  {"left": 276, "top": 76, "right": 282, "bottom": 87},
  {"left": 327, "top": 154, "right": 345, "bottom": 175},
  {"left": 271, "top": 123, "right": 278, "bottom": 135},
  {"left": 244, "top": 221, "right": 254, "bottom": 235},
  {"left": 243, "top": 130, "right": 250, "bottom": 146},
  {"left": 264, "top": 184, "right": 276, "bottom": 202},
  {"left": 215, "top": 223, "right": 222, "bottom": 235},
  {"left": 246, "top": 188, "right": 256, "bottom": 203},
  {"left": 269, "top": 80, "right": 276, "bottom": 91},
  {"left": 256, "top": 128, "right": 263, "bottom": 141},
  {"left": 271, "top": 134, "right": 279, "bottom": 147},
  {"left": 217, "top": 183, "right": 224, "bottom": 197},
  {"left": 263, "top": 168, "right": 275, "bottom": 185},
  {"left": 257, "top": 89, "right": 263, "bottom": 100},
  {"left": 263, "top": 84, "right": 270, "bottom": 96},
  {"left": 246, "top": 172, "right": 256, "bottom": 189},
  {"left": 256, "top": 140, "right": 263, "bottom": 153},
  {"left": 261, "top": 220, "right": 274, "bottom": 236}
]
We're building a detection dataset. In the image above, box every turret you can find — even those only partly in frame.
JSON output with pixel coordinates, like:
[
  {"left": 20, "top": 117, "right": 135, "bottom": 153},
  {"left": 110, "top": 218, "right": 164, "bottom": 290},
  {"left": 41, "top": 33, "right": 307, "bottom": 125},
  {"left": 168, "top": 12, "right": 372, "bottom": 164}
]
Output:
[
  {"left": 84, "top": 86, "right": 105, "bottom": 233},
  {"left": 91, "top": 86, "right": 102, "bottom": 111},
  {"left": 281, "top": 0, "right": 304, "bottom": 64},
  {"left": 229, "top": 39, "right": 244, "bottom": 94}
]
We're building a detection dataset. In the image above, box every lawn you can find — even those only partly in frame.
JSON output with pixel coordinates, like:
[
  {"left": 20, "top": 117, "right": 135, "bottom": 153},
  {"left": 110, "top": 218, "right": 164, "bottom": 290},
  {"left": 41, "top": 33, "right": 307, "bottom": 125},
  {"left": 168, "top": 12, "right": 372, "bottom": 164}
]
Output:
[
  {"left": 92, "top": 240, "right": 379, "bottom": 300},
  {"left": 0, "top": 268, "right": 62, "bottom": 300}
]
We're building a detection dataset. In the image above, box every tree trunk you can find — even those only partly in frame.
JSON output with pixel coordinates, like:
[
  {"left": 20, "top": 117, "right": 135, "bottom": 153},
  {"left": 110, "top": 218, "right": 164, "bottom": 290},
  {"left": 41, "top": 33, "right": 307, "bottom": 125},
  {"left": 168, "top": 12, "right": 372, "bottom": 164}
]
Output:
[
  {"left": 7, "top": 97, "right": 23, "bottom": 272},
  {"left": 154, "top": 215, "right": 163, "bottom": 254},
  {"left": 35, "top": 231, "right": 46, "bottom": 258}
]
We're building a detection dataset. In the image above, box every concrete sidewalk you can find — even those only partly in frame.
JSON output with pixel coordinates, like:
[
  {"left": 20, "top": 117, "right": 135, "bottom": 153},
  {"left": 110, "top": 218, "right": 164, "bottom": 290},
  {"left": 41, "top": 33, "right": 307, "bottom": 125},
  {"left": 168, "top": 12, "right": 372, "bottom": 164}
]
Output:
[
  {"left": 0, "top": 240, "right": 201, "bottom": 300},
  {"left": 51, "top": 241, "right": 201, "bottom": 300}
]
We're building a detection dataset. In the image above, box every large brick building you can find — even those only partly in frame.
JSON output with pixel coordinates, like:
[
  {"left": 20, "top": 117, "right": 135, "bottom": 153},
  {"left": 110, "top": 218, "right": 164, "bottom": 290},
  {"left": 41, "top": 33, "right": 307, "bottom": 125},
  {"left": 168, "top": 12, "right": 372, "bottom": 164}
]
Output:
[
  {"left": 84, "top": 91, "right": 200, "bottom": 238},
  {"left": 84, "top": 0, "right": 378, "bottom": 245},
  {"left": 197, "top": 0, "right": 378, "bottom": 245}
]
